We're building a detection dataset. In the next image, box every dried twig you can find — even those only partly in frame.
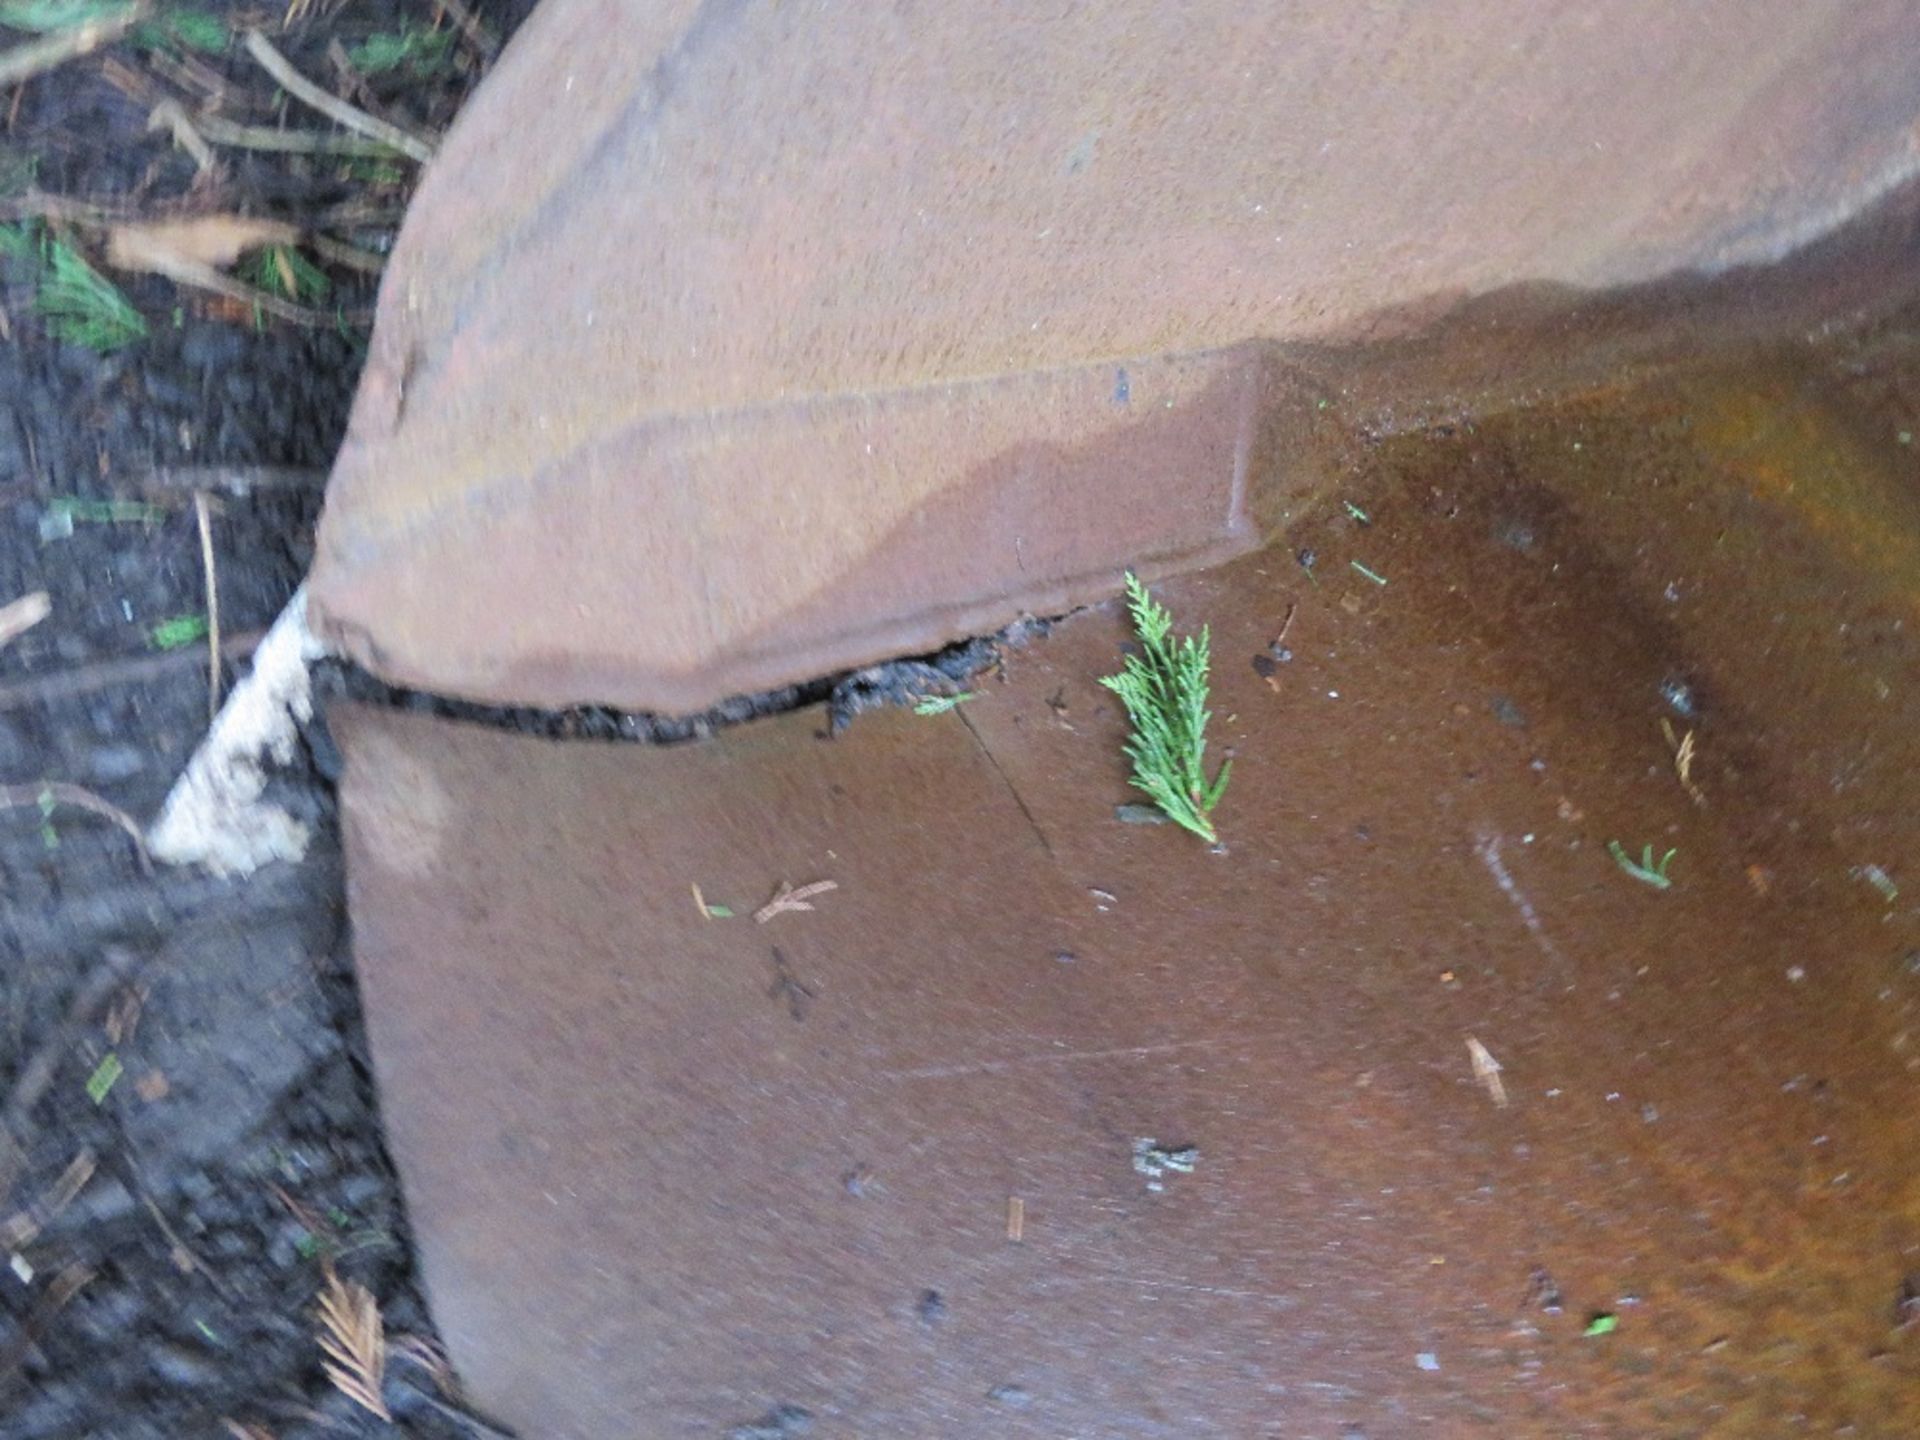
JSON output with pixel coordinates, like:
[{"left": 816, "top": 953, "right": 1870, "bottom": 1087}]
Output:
[
  {"left": 195, "top": 492, "right": 221, "bottom": 723},
  {"left": 145, "top": 96, "right": 218, "bottom": 172},
  {"left": 1006, "top": 1196, "right": 1025, "bottom": 1242},
  {"left": 243, "top": 30, "right": 436, "bottom": 164},
  {"left": 316, "top": 1266, "right": 391, "bottom": 1420},
  {"left": 0, "top": 590, "right": 49, "bottom": 650},
  {"left": 0, "top": 6, "right": 144, "bottom": 90},
  {"left": 304, "top": 231, "right": 384, "bottom": 274},
  {"left": 144, "top": 464, "right": 324, "bottom": 497},
  {"left": 0, "top": 627, "right": 262, "bottom": 712},
  {"left": 151, "top": 97, "right": 402, "bottom": 159},
  {"left": 0, "top": 781, "right": 152, "bottom": 870},
  {"left": 1, "top": 1147, "right": 96, "bottom": 1250},
  {"left": 754, "top": 879, "right": 839, "bottom": 924}
]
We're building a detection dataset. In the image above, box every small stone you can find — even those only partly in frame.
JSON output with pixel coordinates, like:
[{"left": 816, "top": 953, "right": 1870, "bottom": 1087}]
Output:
[
  {"left": 988, "top": 1384, "right": 1032, "bottom": 1409},
  {"left": 149, "top": 1339, "right": 222, "bottom": 1389},
  {"left": 729, "top": 1406, "right": 812, "bottom": 1439},
  {"left": 1415, "top": 1352, "right": 1440, "bottom": 1371},
  {"left": 915, "top": 1289, "right": 946, "bottom": 1325}
]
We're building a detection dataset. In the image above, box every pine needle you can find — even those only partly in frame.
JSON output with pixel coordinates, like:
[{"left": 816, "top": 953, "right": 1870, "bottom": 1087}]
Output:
[
  {"left": 315, "top": 1266, "right": 390, "bottom": 1421},
  {"left": 36, "top": 237, "right": 145, "bottom": 351},
  {"left": 1100, "top": 573, "right": 1230, "bottom": 842}
]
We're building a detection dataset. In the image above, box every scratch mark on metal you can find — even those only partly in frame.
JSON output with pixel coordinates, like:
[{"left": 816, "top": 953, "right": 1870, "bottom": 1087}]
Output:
[
  {"left": 882, "top": 1034, "right": 1266, "bottom": 1081},
  {"left": 1475, "top": 830, "right": 1569, "bottom": 977}
]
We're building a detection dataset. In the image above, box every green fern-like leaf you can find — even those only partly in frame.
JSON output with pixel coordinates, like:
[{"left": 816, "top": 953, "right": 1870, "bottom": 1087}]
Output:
[
  {"left": 37, "top": 239, "right": 146, "bottom": 352},
  {"left": 1100, "top": 573, "right": 1230, "bottom": 842}
]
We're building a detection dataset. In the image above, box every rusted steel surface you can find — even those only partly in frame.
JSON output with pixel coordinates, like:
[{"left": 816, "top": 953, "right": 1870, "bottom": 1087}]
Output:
[
  {"left": 311, "top": 0, "right": 1920, "bottom": 711},
  {"left": 334, "top": 332, "right": 1920, "bottom": 1436}
]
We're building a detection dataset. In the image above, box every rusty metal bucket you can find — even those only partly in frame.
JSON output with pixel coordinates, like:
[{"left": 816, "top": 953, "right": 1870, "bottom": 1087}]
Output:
[
  {"left": 310, "top": 0, "right": 1920, "bottom": 713},
  {"left": 319, "top": 4, "right": 1920, "bottom": 1435}
]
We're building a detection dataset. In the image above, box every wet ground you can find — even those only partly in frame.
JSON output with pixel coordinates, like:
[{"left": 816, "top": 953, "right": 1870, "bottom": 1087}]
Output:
[
  {"left": 0, "top": 5, "right": 533, "bottom": 1437},
  {"left": 337, "top": 305, "right": 1920, "bottom": 1436}
]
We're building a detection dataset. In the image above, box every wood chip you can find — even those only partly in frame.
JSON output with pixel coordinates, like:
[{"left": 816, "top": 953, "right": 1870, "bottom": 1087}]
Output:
[
  {"left": 107, "top": 215, "right": 297, "bottom": 273},
  {"left": 1465, "top": 1035, "right": 1508, "bottom": 1108},
  {"left": 0, "top": 591, "right": 49, "bottom": 650},
  {"left": 754, "top": 879, "right": 839, "bottom": 923}
]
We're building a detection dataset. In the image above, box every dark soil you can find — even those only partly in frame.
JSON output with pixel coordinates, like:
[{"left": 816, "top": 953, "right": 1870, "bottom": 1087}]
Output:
[{"left": 0, "top": 4, "right": 538, "bottom": 1436}]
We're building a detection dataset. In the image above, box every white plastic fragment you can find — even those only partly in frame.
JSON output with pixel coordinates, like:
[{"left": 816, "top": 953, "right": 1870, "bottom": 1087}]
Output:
[{"left": 148, "top": 586, "right": 327, "bottom": 876}]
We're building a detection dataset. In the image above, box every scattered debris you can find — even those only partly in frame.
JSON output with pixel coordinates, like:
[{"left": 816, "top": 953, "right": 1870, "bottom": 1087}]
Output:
[
  {"left": 728, "top": 1404, "right": 813, "bottom": 1439},
  {"left": 0, "top": 589, "right": 49, "bottom": 649},
  {"left": 1524, "top": 1266, "right": 1564, "bottom": 1314},
  {"left": 1465, "top": 1036, "right": 1508, "bottom": 1108},
  {"left": 315, "top": 1266, "right": 391, "bottom": 1421},
  {"left": 828, "top": 631, "right": 1009, "bottom": 732},
  {"left": 690, "top": 882, "right": 734, "bottom": 919},
  {"left": 1659, "top": 719, "right": 1707, "bottom": 805},
  {"left": 754, "top": 878, "right": 838, "bottom": 923},
  {"left": 1006, "top": 1195, "right": 1025, "bottom": 1242},
  {"left": 1131, "top": 1137, "right": 1199, "bottom": 1192},
  {"left": 1102, "top": 573, "right": 1229, "bottom": 842},
  {"left": 1273, "top": 602, "right": 1297, "bottom": 651},
  {"left": 912, "top": 691, "right": 975, "bottom": 716},
  {"left": 1583, "top": 1312, "right": 1618, "bottom": 1337},
  {"left": 83, "top": 1051, "right": 122, "bottom": 1105},
  {"left": 987, "top": 1384, "right": 1033, "bottom": 1409},
  {"left": 1854, "top": 864, "right": 1899, "bottom": 904},
  {"left": 1, "top": 1147, "right": 96, "bottom": 1250},
  {"left": 1659, "top": 676, "right": 1700, "bottom": 720},
  {"left": 149, "top": 613, "right": 208, "bottom": 650},
  {"left": 1350, "top": 559, "right": 1388, "bottom": 586},
  {"left": 1415, "top": 1352, "right": 1440, "bottom": 1371},
  {"left": 1608, "top": 840, "right": 1676, "bottom": 890},
  {"left": 1896, "top": 1275, "right": 1920, "bottom": 1328},
  {"left": 1746, "top": 863, "right": 1774, "bottom": 897}
]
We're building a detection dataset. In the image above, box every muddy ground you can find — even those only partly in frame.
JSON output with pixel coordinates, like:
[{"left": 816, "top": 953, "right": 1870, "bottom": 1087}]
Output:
[{"left": 0, "top": 5, "right": 536, "bottom": 1437}]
